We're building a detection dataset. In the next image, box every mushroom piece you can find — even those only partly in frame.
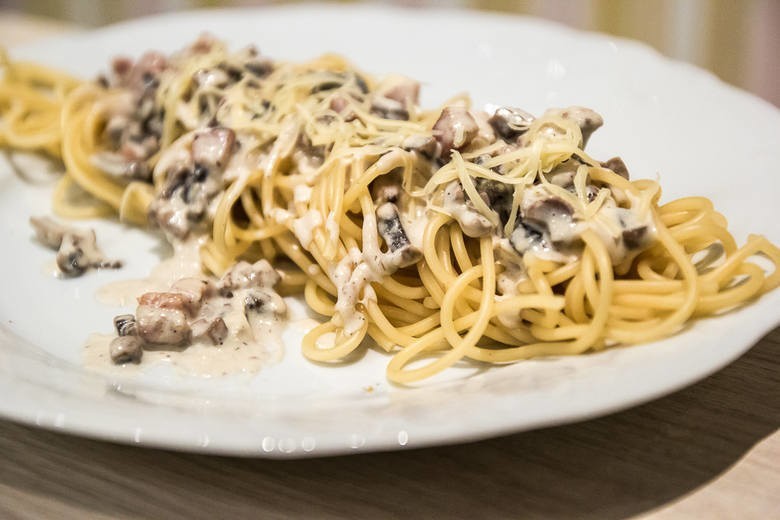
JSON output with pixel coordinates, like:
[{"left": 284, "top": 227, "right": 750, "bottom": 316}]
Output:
[
  {"left": 369, "top": 96, "right": 409, "bottom": 121},
  {"left": 545, "top": 159, "right": 583, "bottom": 189},
  {"left": 30, "top": 216, "right": 122, "bottom": 277},
  {"left": 110, "top": 51, "right": 168, "bottom": 92},
  {"left": 149, "top": 129, "right": 234, "bottom": 239},
  {"left": 433, "top": 107, "right": 479, "bottom": 157},
  {"left": 369, "top": 75, "right": 420, "bottom": 121},
  {"left": 91, "top": 151, "right": 153, "bottom": 182},
  {"left": 601, "top": 156, "right": 630, "bottom": 180},
  {"left": 370, "top": 171, "right": 403, "bottom": 204},
  {"left": 475, "top": 178, "right": 513, "bottom": 226},
  {"left": 310, "top": 72, "right": 367, "bottom": 95},
  {"left": 191, "top": 317, "right": 229, "bottom": 346},
  {"left": 376, "top": 75, "right": 420, "bottom": 106},
  {"left": 243, "top": 289, "right": 287, "bottom": 321},
  {"left": 488, "top": 107, "right": 535, "bottom": 141},
  {"left": 29, "top": 216, "right": 68, "bottom": 249},
  {"left": 376, "top": 202, "right": 422, "bottom": 270},
  {"left": 329, "top": 96, "right": 358, "bottom": 121},
  {"left": 401, "top": 134, "right": 438, "bottom": 159},
  {"left": 543, "top": 106, "right": 603, "bottom": 147},
  {"left": 442, "top": 181, "right": 495, "bottom": 238},
  {"left": 509, "top": 221, "right": 547, "bottom": 255},
  {"left": 245, "top": 57, "right": 274, "bottom": 78},
  {"left": 109, "top": 335, "right": 144, "bottom": 364},
  {"left": 193, "top": 67, "right": 230, "bottom": 89},
  {"left": 113, "top": 314, "right": 137, "bottom": 337},
  {"left": 191, "top": 127, "right": 235, "bottom": 168},
  {"left": 523, "top": 197, "right": 577, "bottom": 243},
  {"left": 622, "top": 225, "right": 648, "bottom": 250}
]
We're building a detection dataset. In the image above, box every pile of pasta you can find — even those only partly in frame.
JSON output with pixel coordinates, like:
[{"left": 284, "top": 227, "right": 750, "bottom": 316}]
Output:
[{"left": 2, "top": 42, "right": 777, "bottom": 384}]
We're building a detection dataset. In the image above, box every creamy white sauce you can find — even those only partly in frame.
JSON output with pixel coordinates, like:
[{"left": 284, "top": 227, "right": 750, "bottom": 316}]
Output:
[
  {"left": 325, "top": 211, "right": 340, "bottom": 244},
  {"left": 492, "top": 237, "right": 529, "bottom": 328},
  {"left": 589, "top": 192, "right": 656, "bottom": 264},
  {"left": 292, "top": 209, "right": 323, "bottom": 249},
  {"left": 442, "top": 180, "right": 494, "bottom": 237},
  {"left": 293, "top": 184, "right": 312, "bottom": 204},
  {"left": 400, "top": 200, "right": 428, "bottom": 250},
  {"left": 84, "top": 326, "right": 283, "bottom": 378},
  {"left": 90, "top": 238, "right": 288, "bottom": 376},
  {"left": 262, "top": 117, "right": 299, "bottom": 176},
  {"left": 96, "top": 237, "right": 205, "bottom": 306},
  {"left": 221, "top": 134, "right": 259, "bottom": 183},
  {"left": 152, "top": 132, "right": 195, "bottom": 184}
]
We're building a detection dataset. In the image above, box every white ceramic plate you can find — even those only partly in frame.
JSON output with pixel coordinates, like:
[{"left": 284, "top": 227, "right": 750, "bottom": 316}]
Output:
[{"left": 1, "top": 5, "right": 778, "bottom": 458}]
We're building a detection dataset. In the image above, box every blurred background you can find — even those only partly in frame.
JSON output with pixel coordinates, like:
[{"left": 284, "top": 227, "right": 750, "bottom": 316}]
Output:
[{"left": 1, "top": 0, "right": 778, "bottom": 106}]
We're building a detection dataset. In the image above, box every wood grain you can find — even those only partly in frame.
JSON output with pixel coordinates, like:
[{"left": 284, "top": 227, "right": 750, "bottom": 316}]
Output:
[{"left": 0, "top": 327, "right": 776, "bottom": 519}]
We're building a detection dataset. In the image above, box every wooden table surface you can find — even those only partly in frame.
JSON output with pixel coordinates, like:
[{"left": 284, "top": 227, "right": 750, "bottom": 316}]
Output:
[{"left": 1, "top": 11, "right": 778, "bottom": 520}]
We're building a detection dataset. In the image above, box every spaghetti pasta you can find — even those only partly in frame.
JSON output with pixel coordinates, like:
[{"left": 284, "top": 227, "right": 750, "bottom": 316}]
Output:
[{"left": 2, "top": 36, "right": 778, "bottom": 383}]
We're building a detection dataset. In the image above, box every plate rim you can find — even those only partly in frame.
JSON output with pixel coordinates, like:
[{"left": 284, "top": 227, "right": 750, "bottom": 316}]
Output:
[{"left": 1, "top": 3, "right": 778, "bottom": 458}]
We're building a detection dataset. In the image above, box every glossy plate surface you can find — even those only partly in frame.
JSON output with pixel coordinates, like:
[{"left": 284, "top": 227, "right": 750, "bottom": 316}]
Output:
[{"left": 1, "top": 4, "right": 778, "bottom": 457}]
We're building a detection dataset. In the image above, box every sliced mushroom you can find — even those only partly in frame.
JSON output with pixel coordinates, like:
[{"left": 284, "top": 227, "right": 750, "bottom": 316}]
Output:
[
  {"left": 147, "top": 198, "right": 191, "bottom": 239},
  {"left": 377, "top": 75, "right": 420, "bottom": 106},
  {"left": 368, "top": 75, "right": 420, "bottom": 120},
  {"left": 110, "top": 51, "right": 167, "bottom": 92},
  {"left": 109, "top": 335, "right": 144, "bottom": 364},
  {"left": 31, "top": 217, "right": 122, "bottom": 276},
  {"left": 476, "top": 178, "right": 513, "bottom": 226},
  {"left": 56, "top": 233, "right": 90, "bottom": 276},
  {"left": 543, "top": 106, "right": 603, "bottom": 147},
  {"left": 29, "top": 216, "right": 67, "bottom": 249},
  {"left": 489, "top": 107, "right": 534, "bottom": 141},
  {"left": 191, "top": 317, "right": 229, "bottom": 346},
  {"left": 370, "top": 171, "right": 403, "bottom": 204},
  {"left": 309, "top": 72, "right": 352, "bottom": 95},
  {"left": 91, "top": 152, "right": 152, "bottom": 182},
  {"left": 523, "top": 197, "right": 577, "bottom": 243},
  {"left": 545, "top": 159, "right": 583, "bottom": 189},
  {"left": 243, "top": 289, "right": 287, "bottom": 319},
  {"left": 601, "top": 156, "right": 630, "bottom": 180},
  {"left": 149, "top": 130, "right": 232, "bottom": 239},
  {"left": 124, "top": 159, "right": 152, "bottom": 182},
  {"left": 56, "top": 229, "right": 122, "bottom": 276},
  {"left": 622, "top": 226, "right": 648, "bottom": 249},
  {"left": 433, "top": 107, "right": 479, "bottom": 157},
  {"left": 113, "top": 314, "right": 137, "bottom": 337},
  {"left": 376, "top": 202, "right": 422, "bottom": 269},
  {"left": 442, "top": 180, "right": 495, "bottom": 237},
  {"left": 193, "top": 67, "right": 230, "bottom": 89},
  {"left": 329, "top": 96, "right": 358, "bottom": 121},
  {"left": 191, "top": 127, "right": 235, "bottom": 168},
  {"left": 245, "top": 57, "right": 273, "bottom": 78},
  {"left": 401, "top": 134, "right": 438, "bottom": 159},
  {"left": 370, "top": 96, "right": 409, "bottom": 121},
  {"left": 509, "top": 221, "right": 546, "bottom": 255},
  {"left": 188, "top": 34, "right": 217, "bottom": 55}
]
